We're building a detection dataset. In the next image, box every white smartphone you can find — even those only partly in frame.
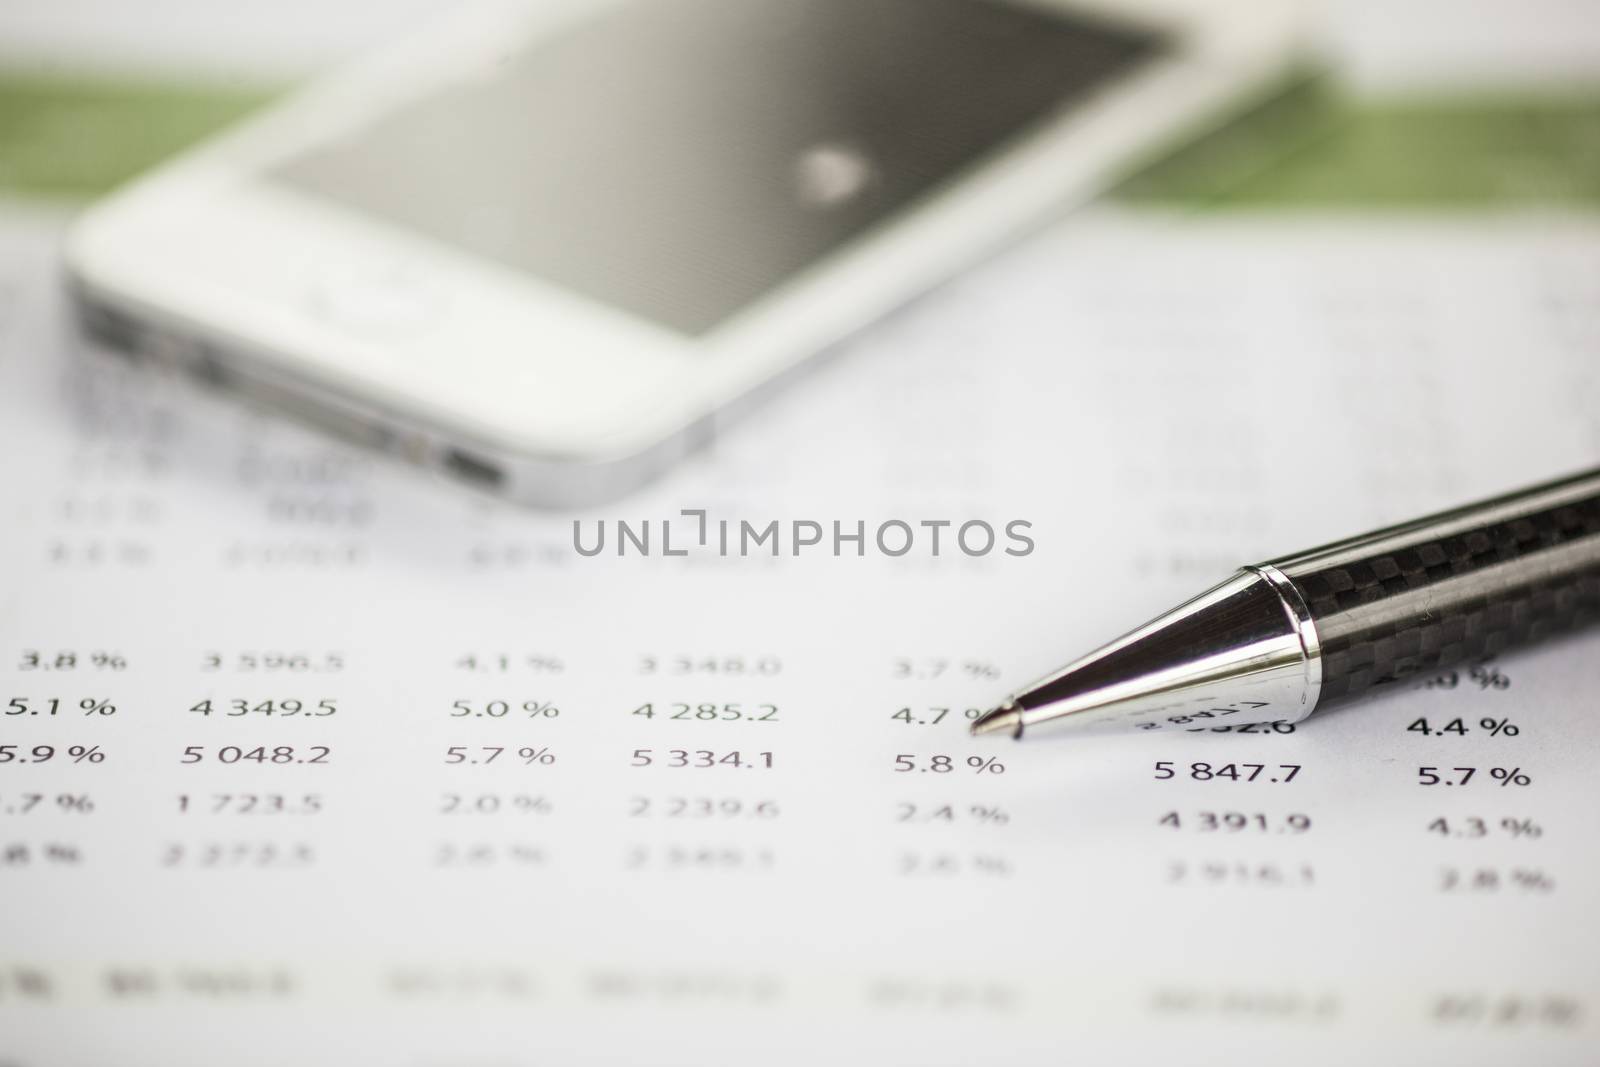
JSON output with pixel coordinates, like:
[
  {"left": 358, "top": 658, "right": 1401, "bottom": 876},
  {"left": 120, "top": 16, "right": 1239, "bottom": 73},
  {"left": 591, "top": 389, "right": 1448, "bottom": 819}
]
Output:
[{"left": 66, "top": 0, "right": 1299, "bottom": 506}]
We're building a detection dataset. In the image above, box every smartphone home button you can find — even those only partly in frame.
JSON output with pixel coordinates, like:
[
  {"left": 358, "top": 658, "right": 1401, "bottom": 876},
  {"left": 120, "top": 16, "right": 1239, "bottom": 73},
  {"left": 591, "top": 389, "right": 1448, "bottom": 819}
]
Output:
[{"left": 308, "top": 261, "right": 446, "bottom": 340}]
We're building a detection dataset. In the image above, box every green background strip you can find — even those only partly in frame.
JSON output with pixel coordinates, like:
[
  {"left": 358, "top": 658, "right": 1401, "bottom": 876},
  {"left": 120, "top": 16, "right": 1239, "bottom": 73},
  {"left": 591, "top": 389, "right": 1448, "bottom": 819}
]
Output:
[{"left": 1, "top": 71, "right": 1596, "bottom": 208}]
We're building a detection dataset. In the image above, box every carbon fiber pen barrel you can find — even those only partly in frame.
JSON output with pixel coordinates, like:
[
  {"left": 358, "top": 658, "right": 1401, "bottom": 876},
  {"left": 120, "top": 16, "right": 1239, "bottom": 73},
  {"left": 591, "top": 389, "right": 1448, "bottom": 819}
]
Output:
[
  {"left": 973, "top": 466, "right": 1600, "bottom": 741},
  {"left": 1267, "top": 467, "right": 1600, "bottom": 709}
]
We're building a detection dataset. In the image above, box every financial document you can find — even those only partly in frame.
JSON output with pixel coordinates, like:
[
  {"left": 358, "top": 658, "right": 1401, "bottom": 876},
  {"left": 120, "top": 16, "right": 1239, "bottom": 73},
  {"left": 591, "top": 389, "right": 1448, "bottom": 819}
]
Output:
[{"left": 0, "top": 206, "right": 1598, "bottom": 1065}]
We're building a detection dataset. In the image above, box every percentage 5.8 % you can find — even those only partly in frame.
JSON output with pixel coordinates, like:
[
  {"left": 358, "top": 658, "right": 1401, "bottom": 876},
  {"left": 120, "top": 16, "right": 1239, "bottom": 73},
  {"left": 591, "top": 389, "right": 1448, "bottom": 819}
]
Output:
[{"left": 893, "top": 755, "right": 1006, "bottom": 774}]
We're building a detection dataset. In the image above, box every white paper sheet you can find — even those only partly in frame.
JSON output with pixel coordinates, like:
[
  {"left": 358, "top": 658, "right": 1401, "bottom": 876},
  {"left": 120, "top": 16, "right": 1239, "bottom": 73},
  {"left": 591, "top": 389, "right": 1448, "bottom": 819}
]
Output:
[{"left": 0, "top": 206, "right": 1597, "bottom": 1066}]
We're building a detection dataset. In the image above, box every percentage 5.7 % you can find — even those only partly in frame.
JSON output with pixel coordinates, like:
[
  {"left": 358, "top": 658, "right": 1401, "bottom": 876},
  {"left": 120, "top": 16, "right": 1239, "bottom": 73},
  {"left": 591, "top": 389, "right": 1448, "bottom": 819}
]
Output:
[
  {"left": 1417, "top": 766, "right": 1532, "bottom": 787},
  {"left": 443, "top": 746, "right": 556, "bottom": 766}
]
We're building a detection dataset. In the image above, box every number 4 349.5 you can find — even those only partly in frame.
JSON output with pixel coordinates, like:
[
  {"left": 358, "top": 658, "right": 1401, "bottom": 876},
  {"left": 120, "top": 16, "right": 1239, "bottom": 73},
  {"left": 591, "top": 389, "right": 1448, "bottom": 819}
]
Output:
[{"left": 190, "top": 699, "right": 336, "bottom": 717}]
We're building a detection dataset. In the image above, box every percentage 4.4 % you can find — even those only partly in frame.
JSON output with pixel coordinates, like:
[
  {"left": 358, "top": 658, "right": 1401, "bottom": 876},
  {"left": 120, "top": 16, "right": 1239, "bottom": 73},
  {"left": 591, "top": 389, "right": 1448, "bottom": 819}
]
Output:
[
  {"left": 450, "top": 700, "right": 559, "bottom": 719},
  {"left": 1417, "top": 766, "right": 1531, "bottom": 787},
  {"left": 893, "top": 755, "right": 1006, "bottom": 774},
  {"left": 5, "top": 697, "right": 115, "bottom": 716},
  {"left": 1408, "top": 716, "right": 1519, "bottom": 737},
  {"left": 0, "top": 744, "right": 105, "bottom": 764}
]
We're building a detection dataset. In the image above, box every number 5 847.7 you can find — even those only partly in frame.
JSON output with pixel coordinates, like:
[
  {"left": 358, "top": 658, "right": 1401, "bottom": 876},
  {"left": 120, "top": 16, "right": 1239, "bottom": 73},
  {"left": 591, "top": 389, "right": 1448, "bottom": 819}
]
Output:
[{"left": 1154, "top": 762, "right": 1301, "bottom": 783}]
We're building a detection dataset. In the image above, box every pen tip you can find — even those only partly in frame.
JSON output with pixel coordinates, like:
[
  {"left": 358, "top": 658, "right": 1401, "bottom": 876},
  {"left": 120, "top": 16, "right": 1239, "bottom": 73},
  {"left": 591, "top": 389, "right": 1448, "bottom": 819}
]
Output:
[{"left": 970, "top": 702, "right": 1022, "bottom": 739}]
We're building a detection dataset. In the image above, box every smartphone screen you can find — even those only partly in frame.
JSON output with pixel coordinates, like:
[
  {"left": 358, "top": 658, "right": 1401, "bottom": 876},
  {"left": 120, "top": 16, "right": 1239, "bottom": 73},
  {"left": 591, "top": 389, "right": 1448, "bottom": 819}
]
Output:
[{"left": 275, "top": 0, "right": 1162, "bottom": 335}]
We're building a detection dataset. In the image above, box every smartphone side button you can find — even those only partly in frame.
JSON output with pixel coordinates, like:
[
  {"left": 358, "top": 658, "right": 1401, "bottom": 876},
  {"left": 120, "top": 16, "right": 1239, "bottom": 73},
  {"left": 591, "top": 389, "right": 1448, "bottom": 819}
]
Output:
[{"left": 307, "top": 262, "right": 446, "bottom": 340}]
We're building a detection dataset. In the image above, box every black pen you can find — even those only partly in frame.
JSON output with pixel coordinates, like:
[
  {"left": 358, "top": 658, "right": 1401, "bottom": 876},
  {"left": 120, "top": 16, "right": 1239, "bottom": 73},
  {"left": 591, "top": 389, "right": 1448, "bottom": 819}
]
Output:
[{"left": 972, "top": 467, "right": 1600, "bottom": 740}]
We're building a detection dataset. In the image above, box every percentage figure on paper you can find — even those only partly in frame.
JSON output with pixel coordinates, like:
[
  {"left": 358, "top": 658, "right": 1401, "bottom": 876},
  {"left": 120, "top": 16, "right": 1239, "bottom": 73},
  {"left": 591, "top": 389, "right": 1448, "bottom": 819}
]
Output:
[
  {"left": 5, "top": 697, "right": 117, "bottom": 717},
  {"left": 433, "top": 842, "right": 547, "bottom": 867},
  {"left": 1469, "top": 665, "right": 1510, "bottom": 689},
  {"left": 1417, "top": 766, "right": 1530, "bottom": 787},
  {"left": 444, "top": 745, "right": 554, "bottom": 766},
  {"left": 16, "top": 650, "right": 127, "bottom": 672},
  {"left": 0, "top": 793, "right": 95, "bottom": 815},
  {"left": 897, "top": 852, "right": 1014, "bottom": 877},
  {"left": 1440, "top": 867, "right": 1554, "bottom": 893},
  {"left": 890, "top": 754, "right": 1004, "bottom": 775},
  {"left": 0, "top": 843, "right": 84, "bottom": 867},
  {"left": 450, "top": 699, "right": 561, "bottom": 719},
  {"left": 894, "top": 802, "right": 1011, "bottom": 825},
  {"left": 0, "top": 744, "right": 106, "bottom": 764},
  {"left": 1417, "top": 662, "right": 1511, "bottom": 692},
  {"left": 890, "top": 707, "right": 983, "bottom": 726},
  {"left": 1407, "top": 716, "right": 1519, "bottom": 738},
  {"left": 454, "top": 653, "right": 566, "bottom": 674},
  {"left": 890, "top": 658, "right": 1001, "bottom": 682},
  {"left": 439, "top": 793, "right": 553, "bottom": 815},
  {"left": 1426, "top": 815, "right": 1544, "bottom": 839}
]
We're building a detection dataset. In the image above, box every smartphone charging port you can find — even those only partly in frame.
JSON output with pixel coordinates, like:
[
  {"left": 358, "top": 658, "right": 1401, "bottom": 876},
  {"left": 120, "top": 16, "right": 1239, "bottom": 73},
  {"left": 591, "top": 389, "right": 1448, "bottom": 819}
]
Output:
[{"left": 442, "top": 448, "right": 505, "bottom": 490}]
